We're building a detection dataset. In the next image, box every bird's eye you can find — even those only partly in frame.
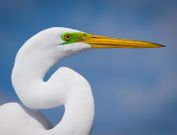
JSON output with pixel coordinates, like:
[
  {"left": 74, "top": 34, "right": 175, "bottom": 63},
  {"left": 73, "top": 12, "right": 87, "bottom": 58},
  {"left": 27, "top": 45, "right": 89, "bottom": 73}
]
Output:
[{"left": 64, "top": 33, "right": 71, "bottom": 41}]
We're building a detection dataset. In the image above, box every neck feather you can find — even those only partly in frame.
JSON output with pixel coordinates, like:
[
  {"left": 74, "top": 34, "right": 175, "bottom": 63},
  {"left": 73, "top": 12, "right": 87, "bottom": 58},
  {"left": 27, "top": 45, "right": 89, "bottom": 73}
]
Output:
[{"left": 49, "top": 86, "right": 94, "bottom": 135}]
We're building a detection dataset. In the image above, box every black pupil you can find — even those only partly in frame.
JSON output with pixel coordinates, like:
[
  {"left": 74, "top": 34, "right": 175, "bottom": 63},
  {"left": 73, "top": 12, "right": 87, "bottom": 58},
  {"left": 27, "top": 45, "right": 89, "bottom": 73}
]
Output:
[{"left": 65, "top": 34, "right": 70, "bottom": 39}]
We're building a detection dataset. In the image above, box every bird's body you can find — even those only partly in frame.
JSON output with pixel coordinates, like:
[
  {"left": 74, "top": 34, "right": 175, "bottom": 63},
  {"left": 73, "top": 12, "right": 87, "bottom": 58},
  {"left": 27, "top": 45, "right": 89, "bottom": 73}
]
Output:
[
  {"left": 0, "top": 103, "right": 52, "bottom": 135},
  {"left": 0, "top": 27, "right": 164, "bottom": 135}
]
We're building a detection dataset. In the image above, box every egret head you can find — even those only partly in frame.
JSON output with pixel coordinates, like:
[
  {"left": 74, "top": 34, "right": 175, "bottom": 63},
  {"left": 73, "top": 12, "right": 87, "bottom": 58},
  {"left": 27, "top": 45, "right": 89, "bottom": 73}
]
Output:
[
  {"left": 19, "top": 27, "right": 165, "bottom": 62},
  {"left": 12, "top": 27, "right": 165, "bottom": 109}
]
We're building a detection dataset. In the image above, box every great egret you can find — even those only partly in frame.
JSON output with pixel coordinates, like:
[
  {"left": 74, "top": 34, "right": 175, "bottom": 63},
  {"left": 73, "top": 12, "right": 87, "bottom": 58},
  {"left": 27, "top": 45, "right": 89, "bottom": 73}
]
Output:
[{"left": 0, "top": 27, "right": 164, "bottom": 135}]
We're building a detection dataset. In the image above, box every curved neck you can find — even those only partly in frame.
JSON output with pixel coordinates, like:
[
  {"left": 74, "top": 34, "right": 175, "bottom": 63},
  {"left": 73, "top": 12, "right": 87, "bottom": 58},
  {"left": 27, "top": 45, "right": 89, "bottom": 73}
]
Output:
[{"left": 12, "top": 41, "right": 94, "bottom": 135}]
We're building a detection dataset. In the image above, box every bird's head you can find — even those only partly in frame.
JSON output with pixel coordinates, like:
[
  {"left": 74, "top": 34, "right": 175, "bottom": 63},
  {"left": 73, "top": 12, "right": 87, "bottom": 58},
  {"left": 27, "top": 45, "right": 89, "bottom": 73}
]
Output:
[
  {"left": 19, "top": 27, "right": 165, "bottom": 62},
  {"left": 12, "top": 27, "right": 165, "bottom": 109}
]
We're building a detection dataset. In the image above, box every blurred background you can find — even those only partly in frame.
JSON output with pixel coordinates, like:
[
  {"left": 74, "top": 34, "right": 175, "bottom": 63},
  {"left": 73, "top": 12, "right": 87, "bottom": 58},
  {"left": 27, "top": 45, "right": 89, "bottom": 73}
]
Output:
[{"left": 0, "top": 0, "right": 177, "bottom": 135}]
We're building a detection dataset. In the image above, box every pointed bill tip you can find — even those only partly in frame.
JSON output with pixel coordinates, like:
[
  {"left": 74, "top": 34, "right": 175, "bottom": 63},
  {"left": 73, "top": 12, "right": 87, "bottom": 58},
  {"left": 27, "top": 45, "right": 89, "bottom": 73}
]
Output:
[{"left": 160, "top": 44, "right": 166, "bottom": 47}]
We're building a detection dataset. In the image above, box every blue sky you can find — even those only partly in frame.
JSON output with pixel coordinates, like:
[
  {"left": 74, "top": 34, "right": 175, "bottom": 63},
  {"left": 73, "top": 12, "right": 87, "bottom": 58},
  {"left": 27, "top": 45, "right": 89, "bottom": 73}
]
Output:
[{"left": 0, "top": 0, "right": 177, "bottom": 134}]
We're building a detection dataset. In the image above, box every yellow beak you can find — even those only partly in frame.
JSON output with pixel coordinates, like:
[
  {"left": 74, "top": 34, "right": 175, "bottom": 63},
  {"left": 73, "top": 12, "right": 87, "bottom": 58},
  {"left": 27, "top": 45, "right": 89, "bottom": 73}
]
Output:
[{"left": 83, "top": 34, "right": 165, "bottom": 48}]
